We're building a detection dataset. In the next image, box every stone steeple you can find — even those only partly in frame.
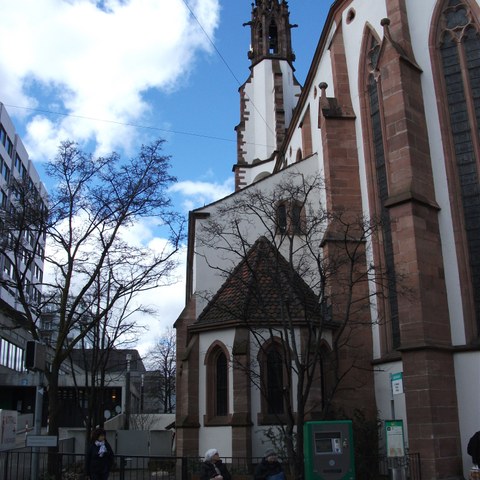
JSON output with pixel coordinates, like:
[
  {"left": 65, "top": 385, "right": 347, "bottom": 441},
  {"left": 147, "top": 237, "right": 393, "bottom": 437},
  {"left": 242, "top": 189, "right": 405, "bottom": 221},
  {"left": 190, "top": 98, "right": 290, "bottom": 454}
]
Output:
[
  {"left": 234, "top": 0, "right": 300, "bottom": 190},
  {"left": 244, "top": 0, "right": 296, "bottom": 67}
]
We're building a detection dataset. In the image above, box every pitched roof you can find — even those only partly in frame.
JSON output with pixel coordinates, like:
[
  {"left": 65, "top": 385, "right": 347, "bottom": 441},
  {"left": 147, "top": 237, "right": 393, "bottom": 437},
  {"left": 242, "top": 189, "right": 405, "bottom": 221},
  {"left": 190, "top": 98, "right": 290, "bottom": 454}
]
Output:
[{"left": 195, "top": 236, "right": 322, "bottom": 327}]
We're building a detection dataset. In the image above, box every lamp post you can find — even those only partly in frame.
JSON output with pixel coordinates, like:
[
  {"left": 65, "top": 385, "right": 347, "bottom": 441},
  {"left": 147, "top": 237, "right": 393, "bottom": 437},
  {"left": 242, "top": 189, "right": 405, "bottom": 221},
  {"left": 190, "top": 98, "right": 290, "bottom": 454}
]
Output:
[
  {"left": 140, "top": 373, "right": 144, "bottom": 413},
  {"left": 124, "top": 353, "right": 132, "bottom": 430}
]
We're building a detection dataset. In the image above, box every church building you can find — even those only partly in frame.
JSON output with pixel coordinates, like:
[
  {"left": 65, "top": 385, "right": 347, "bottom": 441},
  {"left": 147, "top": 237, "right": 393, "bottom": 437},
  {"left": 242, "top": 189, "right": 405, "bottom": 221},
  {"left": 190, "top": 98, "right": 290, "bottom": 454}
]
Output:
[{"left": 175, "top": 1, "right": 480, "bottom": 479}]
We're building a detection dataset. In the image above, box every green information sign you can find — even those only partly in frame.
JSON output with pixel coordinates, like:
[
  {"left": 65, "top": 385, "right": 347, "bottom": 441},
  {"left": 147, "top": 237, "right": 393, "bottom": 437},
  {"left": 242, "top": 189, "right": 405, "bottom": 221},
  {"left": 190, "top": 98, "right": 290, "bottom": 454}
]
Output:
[
  {"left": 391, "top": 372, "right": 403, "bottom": 395},
  {"left": 385, "top": 420, "right": 405, "bottom": 457}
]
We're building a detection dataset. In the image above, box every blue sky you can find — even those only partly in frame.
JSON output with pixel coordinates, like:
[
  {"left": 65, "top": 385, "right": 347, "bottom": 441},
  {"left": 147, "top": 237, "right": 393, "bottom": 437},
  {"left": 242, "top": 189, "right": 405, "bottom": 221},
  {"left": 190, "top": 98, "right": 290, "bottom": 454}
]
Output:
[{"left": 0, "top": 0, "right": 328, "bottom": 354}]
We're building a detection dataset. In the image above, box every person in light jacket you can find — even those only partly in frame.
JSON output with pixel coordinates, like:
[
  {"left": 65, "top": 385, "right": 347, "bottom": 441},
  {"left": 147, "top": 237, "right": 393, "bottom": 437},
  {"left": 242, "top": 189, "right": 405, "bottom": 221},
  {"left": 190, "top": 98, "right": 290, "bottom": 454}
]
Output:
[
  {"left": 200, "top": 448, "right": 231, "bottom": 480},
  {"left": 86, "top": 427, "right": 114, "bottom": 480}
]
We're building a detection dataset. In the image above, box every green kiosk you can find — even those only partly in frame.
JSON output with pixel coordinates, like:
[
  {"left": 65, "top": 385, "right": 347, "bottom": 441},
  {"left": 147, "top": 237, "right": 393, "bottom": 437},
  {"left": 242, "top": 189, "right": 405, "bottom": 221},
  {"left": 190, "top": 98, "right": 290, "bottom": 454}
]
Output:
[{"left": 304, "top": 421, "right": 355, "bottom": 480}]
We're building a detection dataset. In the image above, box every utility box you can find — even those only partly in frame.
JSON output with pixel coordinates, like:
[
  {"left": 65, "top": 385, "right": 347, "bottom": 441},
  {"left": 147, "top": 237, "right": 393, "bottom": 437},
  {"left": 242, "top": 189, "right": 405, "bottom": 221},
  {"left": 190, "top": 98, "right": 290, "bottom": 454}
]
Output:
[
  {"left": 304, "top": 420, "right": 355, "bottom": 480},
  {"left": 25, "top": 341, "right": 46, "bottom": 371}
]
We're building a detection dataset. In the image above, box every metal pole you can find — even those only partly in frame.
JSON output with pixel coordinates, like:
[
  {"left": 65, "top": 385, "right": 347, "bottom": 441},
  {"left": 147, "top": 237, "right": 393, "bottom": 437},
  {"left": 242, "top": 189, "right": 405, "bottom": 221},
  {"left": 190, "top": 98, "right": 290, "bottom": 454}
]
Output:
[
  {"left": 31, "top": 372, "right": 44, "bottom": 480},
  {"left": 124, "top": 354, "right": 131, "bottom": 430}
]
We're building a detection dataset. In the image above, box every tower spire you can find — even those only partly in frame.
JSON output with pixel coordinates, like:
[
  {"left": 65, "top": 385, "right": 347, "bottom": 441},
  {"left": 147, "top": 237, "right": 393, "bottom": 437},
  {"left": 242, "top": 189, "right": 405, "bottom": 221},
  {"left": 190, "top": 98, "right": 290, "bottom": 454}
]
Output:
[
  {"left": 234, "top": 0, "right": 301, "bottom": 190},
  {"left": 245, "top": 0, "right": 296, "bottom": 67}
]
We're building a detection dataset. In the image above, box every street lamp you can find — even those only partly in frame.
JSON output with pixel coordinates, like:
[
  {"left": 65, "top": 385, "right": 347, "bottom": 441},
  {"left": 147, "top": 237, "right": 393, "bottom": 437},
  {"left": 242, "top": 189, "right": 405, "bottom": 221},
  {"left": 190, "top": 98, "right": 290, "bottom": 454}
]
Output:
[
  {"left": 140, "top": 373, "right": 145, "bottom": 413},
  {"left": 124, "top": 353, "right": 132, "bottom": 430}
]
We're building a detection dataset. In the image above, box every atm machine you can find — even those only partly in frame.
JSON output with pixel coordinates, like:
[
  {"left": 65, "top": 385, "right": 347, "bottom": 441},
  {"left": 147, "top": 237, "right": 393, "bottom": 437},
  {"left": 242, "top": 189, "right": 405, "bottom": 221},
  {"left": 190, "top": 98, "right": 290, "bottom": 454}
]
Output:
[{"left": 304, "top": 421, "right": 355, "bottom": 480}]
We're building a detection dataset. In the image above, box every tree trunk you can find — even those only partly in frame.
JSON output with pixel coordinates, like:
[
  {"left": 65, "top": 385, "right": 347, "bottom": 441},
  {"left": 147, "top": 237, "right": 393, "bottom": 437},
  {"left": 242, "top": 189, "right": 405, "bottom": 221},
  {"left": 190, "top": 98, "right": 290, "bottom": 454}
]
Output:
[{"left": 46, "top": 363, "right": 62, "bottom": 479}]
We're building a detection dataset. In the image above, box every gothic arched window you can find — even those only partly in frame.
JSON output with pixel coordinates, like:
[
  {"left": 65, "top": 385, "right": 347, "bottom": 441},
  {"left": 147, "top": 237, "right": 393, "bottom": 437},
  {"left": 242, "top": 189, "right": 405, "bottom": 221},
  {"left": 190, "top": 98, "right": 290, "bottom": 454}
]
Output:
[
  {"left": 268, "top": 20, "right": 278, "bottom": 54},
  {"left": 360, "top": 29, "right": 400, "bottom": 350},
  {"left": 276, "top": 200, "right": 306, "bottom": 235},
  {"left": 296, "top": 148, "right": 303, "bottom": 163},
  {"left": 435, "top": 0, "right": 480, "bottom": 334},
  {"left": 300, "top": 106, "right": 313, "bottom": 158},
  {"left": 266, "top": 347, "right": 284, "bottom": 414},
  {"left": 215, "top": 351, "right": 228, "bottom": 416},
  {"left": 205, "top": 343, "right": 230, "bottom": 424},
  {"left": 257, "top": 340, "right": 290, "bottom": 424}
]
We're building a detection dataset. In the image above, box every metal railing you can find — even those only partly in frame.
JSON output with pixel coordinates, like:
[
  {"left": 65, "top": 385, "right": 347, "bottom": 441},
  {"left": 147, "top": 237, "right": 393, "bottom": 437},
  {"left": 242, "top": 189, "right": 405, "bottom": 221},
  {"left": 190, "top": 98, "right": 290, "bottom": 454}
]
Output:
[
  {"left": 0, "top": 449, "right": 185, "bottom": 480},
  {"left": 378, "top": 453, "right": 422, "bottom": 480},
  {"left": 0, "top": 449, "right": 421, "bottom": 480}
]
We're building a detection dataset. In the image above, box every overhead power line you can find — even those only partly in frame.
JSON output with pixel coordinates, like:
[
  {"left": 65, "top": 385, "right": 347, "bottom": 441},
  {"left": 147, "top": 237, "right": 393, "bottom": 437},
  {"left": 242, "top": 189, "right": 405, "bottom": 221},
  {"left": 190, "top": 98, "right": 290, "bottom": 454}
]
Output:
[
  {"left": 181, "top": 0, "right": 277, "bottom": 139},
  {"left": 5, "top": 1, "right": 278, "bottom": 149},
  {"left": 3, "top": 103, "right": 274, "bottom": 149},
  {"left": 3, "top": 103, "right": 236, "bottom": 144}
]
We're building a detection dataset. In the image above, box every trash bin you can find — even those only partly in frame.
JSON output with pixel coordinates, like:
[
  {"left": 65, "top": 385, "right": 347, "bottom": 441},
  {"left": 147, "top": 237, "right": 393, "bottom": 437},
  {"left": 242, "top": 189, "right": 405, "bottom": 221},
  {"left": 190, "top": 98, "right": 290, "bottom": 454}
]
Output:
[{"left": 389, "top": 467, "right": 407, "bottom": 480}]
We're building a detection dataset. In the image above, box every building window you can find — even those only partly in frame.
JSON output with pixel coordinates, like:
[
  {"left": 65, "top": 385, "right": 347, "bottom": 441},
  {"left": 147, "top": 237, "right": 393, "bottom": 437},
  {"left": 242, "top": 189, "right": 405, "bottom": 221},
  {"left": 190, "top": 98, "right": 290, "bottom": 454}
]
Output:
[
  {"left": 0, "top": 338, "right": 25, "bottom": 371},
  {"left": 257, "top": 340, "right": 289, "bottom": 424},
  {"left": 266, "top": 347, "right": 284, "bottom": 414},
  {"left": 215, "top": 351, "right": 228, "bottom": 416},
  {"left": 268, "top": 20, "right": 278, "bottom": 54},
  {"left": 296, "top": 149, "right": 303, "bottom": 163},
  {"left": 0, "top": 155, "right": 10, "bottom": 183},
  {"left": 435, "top": 0, "right": 480, "bottom": 333},
  {"left": 0, "top": 189, "right": 7, "bottom": 209},
  {"left": 5, "top": 137, "right": 13, "bottom": 158},
  {"left": 300, "top": 106, "right": 313, "bottom": 157},
  {"left": 276, "top": 200, "right": 305, "bottom": 235},
  {"left": 0, "top": 126, "right": 6, "bottom": 146},
  {"left": 362, "top": 31, "right": 400, "bottom": 350},
  {"left": 205, "top": 343, "right": 230, "bottom": 425},
  {"left": 277, "top": 202, "right": 288, "bottom": 234}
]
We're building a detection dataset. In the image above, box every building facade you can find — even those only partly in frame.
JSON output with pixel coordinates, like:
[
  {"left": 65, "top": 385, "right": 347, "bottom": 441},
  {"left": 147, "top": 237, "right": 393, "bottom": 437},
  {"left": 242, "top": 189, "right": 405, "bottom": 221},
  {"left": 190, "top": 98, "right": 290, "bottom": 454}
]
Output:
[
  {"left": 175, "top": 0, "right": 480, "bottom": 479},
  {"left": 0, "top": 102, "right": 48, "bottom": 415}
]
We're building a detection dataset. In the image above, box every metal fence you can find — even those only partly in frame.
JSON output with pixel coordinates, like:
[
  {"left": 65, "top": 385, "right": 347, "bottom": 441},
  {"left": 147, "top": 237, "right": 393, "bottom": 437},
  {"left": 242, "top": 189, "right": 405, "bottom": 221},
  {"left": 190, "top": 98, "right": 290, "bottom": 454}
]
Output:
[
  {"left": 378, "top": 453, "right": 421, "bottom": 480},
  {"left": 0, "top": 449, "right": 421, "bottom": 480},
  {"left": 0, "top": 449, "right": 185, "bottom": 480}
]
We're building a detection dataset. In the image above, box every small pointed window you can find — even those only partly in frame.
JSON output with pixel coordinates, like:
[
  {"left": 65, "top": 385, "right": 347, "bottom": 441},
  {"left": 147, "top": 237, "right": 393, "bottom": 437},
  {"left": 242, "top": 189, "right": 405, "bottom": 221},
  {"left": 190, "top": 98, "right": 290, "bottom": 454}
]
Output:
[
  {"left": 277, "top": 202, "right": 287, "bottom": 234},
  {"left": 276, "top": 200, "right": 305, "bottom": 235},
  {"left": 268, "top": 20, "right": 278, "bottom": 54},
  {"left": 205, "top": 344, "right": 230, "bottom": 424},
  {"left": 266, "top": 347, "right": 284, "bottom": 414},
  {"left": 215, "top": 351, "right": 228, "bottom": 416}
]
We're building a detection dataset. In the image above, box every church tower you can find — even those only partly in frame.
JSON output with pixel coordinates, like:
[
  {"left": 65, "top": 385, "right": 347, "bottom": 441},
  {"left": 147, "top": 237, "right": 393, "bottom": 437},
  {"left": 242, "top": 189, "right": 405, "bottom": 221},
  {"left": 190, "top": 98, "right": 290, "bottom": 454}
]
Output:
[{"left": 234, "top": 0, "right": 301, "bottom": 190}]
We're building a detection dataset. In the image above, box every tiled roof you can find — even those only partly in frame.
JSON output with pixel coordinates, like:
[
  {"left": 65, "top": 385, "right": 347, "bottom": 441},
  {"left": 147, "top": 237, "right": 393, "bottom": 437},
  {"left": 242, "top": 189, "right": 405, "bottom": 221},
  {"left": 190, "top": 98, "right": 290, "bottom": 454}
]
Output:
[{"left": 196, "top": 236, "right": 322, "bottom": 326}]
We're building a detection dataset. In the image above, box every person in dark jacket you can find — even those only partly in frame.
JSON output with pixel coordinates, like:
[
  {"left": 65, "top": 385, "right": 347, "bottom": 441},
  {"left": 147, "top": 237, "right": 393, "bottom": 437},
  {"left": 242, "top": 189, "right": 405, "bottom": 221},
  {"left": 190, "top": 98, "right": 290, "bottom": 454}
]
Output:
[
  {"left": 86, "top": 427, "right": 114, "bottom": 480},
  {"left": 200, "top": 448, "right": 232, "bottom": 480},
  {"left": 254, "top": 449, "right": 285, "bottom": 480},
  {"left": 468, "top": 431, "right": 480, "bottom": 466}
]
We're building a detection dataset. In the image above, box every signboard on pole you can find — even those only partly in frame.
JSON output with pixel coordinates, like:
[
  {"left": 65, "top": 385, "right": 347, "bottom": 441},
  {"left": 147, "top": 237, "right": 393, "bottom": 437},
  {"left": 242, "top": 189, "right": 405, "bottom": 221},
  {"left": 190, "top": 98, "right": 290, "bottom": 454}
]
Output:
[
  {"left": 26, "top": 435, "right": 58, "bottom": 448},
  {"left": 385, "top": 420, "right": 405, "bottom": 457},
  {"left": 391, "top": 372, "right": 404, "bottom": 395}
]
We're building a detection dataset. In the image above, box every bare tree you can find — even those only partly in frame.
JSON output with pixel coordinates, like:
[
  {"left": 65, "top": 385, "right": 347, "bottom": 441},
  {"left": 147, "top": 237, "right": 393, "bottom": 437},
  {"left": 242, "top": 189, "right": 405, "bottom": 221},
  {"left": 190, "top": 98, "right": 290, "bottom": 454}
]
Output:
[
  {"left": 0, "top": 139, "right": 184, "bottom": 471},
  {"left": 145, "top": 327, "right": 176, "bottom": 413},
  {"left": 195, "top": 172, "right": 389, "bottom": 479},
  {"left": 67, "top": 281, "right": 147, "bottom": 446}
]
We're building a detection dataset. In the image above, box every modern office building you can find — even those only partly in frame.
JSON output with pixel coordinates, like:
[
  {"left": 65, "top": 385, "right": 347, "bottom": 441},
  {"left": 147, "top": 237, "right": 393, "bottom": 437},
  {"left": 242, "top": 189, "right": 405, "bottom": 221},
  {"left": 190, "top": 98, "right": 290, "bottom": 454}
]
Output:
[{"left": 0, "top": 102, "right": 48, "bottom": 414}]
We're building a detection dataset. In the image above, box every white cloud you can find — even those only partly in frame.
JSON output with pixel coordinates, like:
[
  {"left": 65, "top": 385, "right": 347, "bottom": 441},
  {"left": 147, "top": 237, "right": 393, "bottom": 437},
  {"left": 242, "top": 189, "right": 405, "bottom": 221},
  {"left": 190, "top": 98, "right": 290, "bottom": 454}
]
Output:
[
  {"left": 170, "top": 178, "right": 234, "bottom": 210},
  {"left": 43, "top": 211, "right": 186, "bottom": 356},
  {"left": 0, "top": 0, "right": 221, "bottom": 160},
  {"left": 133, "top": 255, "right": 186, "bottom": 356},
  {"left": 0, "top": 0, "right": 232, "bottom": 357}
]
